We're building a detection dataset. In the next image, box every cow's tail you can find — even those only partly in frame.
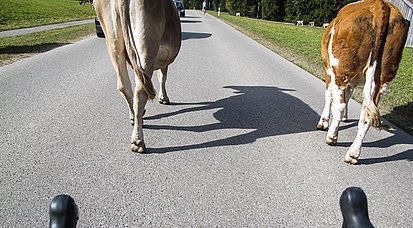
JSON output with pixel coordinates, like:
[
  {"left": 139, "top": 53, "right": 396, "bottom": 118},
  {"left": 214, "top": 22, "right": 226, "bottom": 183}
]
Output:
[
  {"left": 363, "top": 0, "right": 391, "bottom": 129},
  {"left": 117, "top": 0, "right": 156, "bottom": 100}
]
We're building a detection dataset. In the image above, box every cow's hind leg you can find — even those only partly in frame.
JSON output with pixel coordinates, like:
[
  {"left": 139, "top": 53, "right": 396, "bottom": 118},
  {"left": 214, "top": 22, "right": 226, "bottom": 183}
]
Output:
[
  {"left": 345, "top": 59, "right": 381, "bottom": 164},
  {"left": 342, "top": 86, "right": 353, "bottom": 122},
  {"left": 345, "top": 103, "right": 372, "bottom": 164},
  {"left": 130, "top": 70, "right": 152, "bottom": 153},
  {"left": 107, "top": 45, "right": 135, "bottom": 125},
  {"left": 116, "top": 56, "right": 135, "bottom": 125},
  {"left": 157, "top": 67, "right": 170, "bottom": 104},
  {"left": 317, "top": 79, "right": 332, "bottom": 130},
  {"left": 326, "top": 86, "right": 346, "bottom": 145}
]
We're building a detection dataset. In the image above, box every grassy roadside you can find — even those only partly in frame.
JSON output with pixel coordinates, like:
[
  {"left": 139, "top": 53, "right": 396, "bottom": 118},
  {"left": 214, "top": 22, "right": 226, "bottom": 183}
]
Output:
[
  {"left": 0, "top": 23, "right": 96, "bottom": 66},
  {"left": 210, "top": 11, "right": 413, "bottom": 135},
  {"left": 0, "top": 0, "right": 95, "bottom": 31}
]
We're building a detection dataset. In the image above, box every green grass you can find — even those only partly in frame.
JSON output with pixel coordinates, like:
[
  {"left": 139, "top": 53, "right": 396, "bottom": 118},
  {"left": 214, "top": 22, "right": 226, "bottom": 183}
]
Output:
[
  {"left": 382, "top": 49, "right": 413, "bottom": 134},
  {"left": 212, "top": 11, "right": 413, "bottom": 135},
  {"left": 0, "top": 0, "right": 95, "bottom": 31},
  {"left": 0, "top": 23, "right": 96, "bottom": 66}
]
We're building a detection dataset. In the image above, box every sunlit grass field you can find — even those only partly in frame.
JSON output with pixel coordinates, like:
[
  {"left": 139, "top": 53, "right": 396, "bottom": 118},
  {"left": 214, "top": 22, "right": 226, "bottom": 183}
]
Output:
[
  {"left": 211, "top": 11, "right": 413, "bottom": 134},
  {"left": 0, "top": 0, "right": 95, "bottom": 31}
]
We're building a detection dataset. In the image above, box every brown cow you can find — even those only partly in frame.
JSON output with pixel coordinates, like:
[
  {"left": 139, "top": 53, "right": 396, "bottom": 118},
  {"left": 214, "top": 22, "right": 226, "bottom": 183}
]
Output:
[
  {"left": 94, "top": 0, "right": 181, "bottom": 152},
  {"left": 316, "top": 0, "right": 409, "bottom": 164}
]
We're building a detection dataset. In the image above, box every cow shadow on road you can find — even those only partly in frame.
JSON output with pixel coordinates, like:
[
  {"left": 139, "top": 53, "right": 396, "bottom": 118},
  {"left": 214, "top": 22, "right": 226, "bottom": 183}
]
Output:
[
  {"left": 180, "top": 19, "right": 203, "bottom": 23},
  {"left": 181, "top": 32, "right": 212, "bottom": 40},
  {"left": 0, "top": 43, "right": 69, "bottom": 54},
  {"left": 143, "top": 85, "right": 319, "bottom": 153},
  {"left": 336, "top": 130, "right": 413, "bottom": 165},
  {"left": 357, "top": 149, "right": 413, "bottom": 165}
]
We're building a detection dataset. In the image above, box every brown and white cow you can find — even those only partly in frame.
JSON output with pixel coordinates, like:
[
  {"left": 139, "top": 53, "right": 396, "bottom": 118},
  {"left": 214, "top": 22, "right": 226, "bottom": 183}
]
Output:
[
  {"left": 316, "top": 0, "right": 409, "bottom": 164},
  {"left": 94, "top": 0, "right": 181, "bottom": 152}
]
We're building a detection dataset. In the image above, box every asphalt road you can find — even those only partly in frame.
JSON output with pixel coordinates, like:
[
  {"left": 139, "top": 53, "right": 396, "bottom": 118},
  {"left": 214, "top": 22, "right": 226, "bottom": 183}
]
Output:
[
  {"left": 1, "top": 10, "right": 412, "bottom": 227},
  {"left": 0, "top": 19, "right": 94, "bottom": 38}
]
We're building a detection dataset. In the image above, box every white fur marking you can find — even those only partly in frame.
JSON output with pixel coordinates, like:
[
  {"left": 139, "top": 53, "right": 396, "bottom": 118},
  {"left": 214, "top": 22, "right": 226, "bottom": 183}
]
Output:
[
  {"left": 327, "top": 25, "right": 342, "bottom": 117},
  {"left": 328, "top": 25, "right": 339, "bottom": 67},
  {"left": 363, "top": 60, "right": 377, "bottom": 101},
  {"left": 320, "top": 84, "right": 332, "bottom": 119}
]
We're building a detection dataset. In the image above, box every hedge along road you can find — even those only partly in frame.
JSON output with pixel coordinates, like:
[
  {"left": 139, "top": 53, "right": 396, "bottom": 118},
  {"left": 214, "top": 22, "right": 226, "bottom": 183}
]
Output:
[{"left": 0, "top": 10, "right": 412, "bottom": 227}]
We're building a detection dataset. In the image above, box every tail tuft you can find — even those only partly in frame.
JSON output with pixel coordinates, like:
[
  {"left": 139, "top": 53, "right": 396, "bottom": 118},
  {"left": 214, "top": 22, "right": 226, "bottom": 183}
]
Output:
[
  {"left": 141, "top": 71, "right": 156, "bottom": 100},
  {"left": 118, "top": 0, "right": 156, "bottom": 100},
  {"left": 365, "top": 102, "right": 381, "bottom": 129}
]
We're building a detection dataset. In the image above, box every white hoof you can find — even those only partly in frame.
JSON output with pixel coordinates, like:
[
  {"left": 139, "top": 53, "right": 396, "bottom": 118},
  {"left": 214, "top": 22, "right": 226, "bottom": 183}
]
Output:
[
  {"left": 344, "top": 155, "right": 358, "bottom": 165},
  {"left": 159, "top": 98, "right": 170, "bottom": 105},
  {"left": 326, "top": 134, "right": 337, "bottom": 145},
  {"left": 344, "top": 148, "right": 360, "bottom": 164},
  {"left": 316, "top": 118, "right": 329, "bottom": 131},
  {"left": 131, "top": 140, "right": 146, "bottom": 153}
]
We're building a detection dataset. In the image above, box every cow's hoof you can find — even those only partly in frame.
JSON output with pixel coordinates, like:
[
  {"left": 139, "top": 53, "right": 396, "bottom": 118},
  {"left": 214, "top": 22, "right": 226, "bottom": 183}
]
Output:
[
  {"left": 316, "top": 123, "right": 328, "bottom": 131},
  {"left": 159, "top": 97, "right": 170, "bottom": 105},
  {"left": 344, "top": 155, "right": 358, "bottom": 165},
  {"left": 131, "top": 140, "right": 146, "bottom": 153},
  {"left": 316, "top": 119, "right": 329, "bottom": 131},
  {"left": 326, "top": 135, "right": 337, "bottom": 145},
  {"left": 344, "top": 149, "right": 359, "bottom": 164}
]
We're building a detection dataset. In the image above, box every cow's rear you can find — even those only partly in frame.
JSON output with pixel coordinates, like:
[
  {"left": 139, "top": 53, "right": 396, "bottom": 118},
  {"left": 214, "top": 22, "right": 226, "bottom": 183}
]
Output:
[
  {"left": 316, "top": 0, "right": 409, "bottom": 164},
  {"left": 94, "top": 0, "right": 181, "bottom": 152}
]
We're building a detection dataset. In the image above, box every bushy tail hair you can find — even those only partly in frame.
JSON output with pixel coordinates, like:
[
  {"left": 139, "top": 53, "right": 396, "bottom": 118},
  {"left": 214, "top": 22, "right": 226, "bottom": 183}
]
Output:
[
  {"left": 117, "top": 0, "right": 156, "bottom": 100},
  {"left": 363, "top": 0, "right": 391, "bottom": 128}
]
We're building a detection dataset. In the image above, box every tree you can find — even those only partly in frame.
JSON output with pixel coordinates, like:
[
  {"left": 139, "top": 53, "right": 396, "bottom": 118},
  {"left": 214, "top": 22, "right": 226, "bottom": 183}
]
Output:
[
  {"left": 284, "top": 0, "right": 309, "bottom": 23},
  {"left": 224, "top": 0, "right": 358, "bottom": 24},
  {"left": 284, "top": 0, "right": 357, "bottom": 25},
  {"left": 226, "top": 0, "right": 240, "bottom": 14},
  {"left": 212, "top": 0, "right": 227, "bottom": 11},
  {"left": 187, "top": 0, "right": 204, "bottom": 9},
  {"left": 224, "top": 0, "right": 260, "bottom": 17},
  {"left": 261, "top": 0, "right": 285, "bottom": 21}
]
